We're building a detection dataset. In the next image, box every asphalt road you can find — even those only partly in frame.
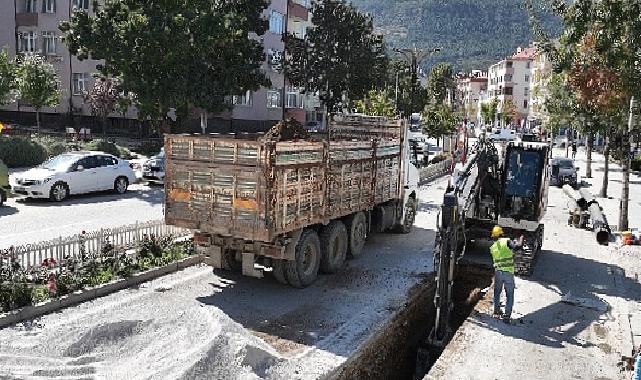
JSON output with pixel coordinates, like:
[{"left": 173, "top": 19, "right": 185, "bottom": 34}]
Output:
[{"left": 0, "top": 182, "right": 165, "bottom": 249}]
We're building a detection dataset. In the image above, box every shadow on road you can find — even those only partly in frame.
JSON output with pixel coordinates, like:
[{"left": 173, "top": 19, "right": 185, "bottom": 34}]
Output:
[
  {"left": 468, "top": 248, "right": 640, "bottom": 349},
  {"left": 14, "top": 186, "right": 163, "bottom": 207},
  {"left": 0, "top": 205, "right": 19, "bottom": 217},
  {"left": 195, "top": 227, "right": 436, "bottom": 357}
]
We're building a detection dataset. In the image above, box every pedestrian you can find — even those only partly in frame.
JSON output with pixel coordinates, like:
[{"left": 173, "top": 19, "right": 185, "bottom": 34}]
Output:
[
  {"left": 571, "top": 142, "right": 577, "bottom": 159},
  {"left": 490, "top": 226, "right": 523, "bottom": 323}
]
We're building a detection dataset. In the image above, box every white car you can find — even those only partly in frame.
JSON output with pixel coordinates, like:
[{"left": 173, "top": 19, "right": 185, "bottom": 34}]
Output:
[
  {"left": 142, "top": 148, "right": 165, "bottom": 184},
  {"left": 489, "top": 128, "right": 517, "bottom": 142},
  {"left": 11, "top": 151, "right": 137, "bottom": 202}
]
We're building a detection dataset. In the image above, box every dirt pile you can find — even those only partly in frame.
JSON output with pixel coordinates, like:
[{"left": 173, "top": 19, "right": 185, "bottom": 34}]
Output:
[{"left": 261, "top": 119, "right": 310, "bottom": 142}]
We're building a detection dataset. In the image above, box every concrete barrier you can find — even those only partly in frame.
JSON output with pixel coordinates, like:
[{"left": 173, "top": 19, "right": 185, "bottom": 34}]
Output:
[
  {"left": 419, "top": 159, "right": 453, "bottom": 185},
  {"left": 0, "top": 254, "right": 203, "bottom": 329}
]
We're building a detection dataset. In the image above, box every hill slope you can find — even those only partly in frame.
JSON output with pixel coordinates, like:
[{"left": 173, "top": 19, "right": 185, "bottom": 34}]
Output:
[{"left": 351, "top": 0, "right": 561, "bottom": 71}]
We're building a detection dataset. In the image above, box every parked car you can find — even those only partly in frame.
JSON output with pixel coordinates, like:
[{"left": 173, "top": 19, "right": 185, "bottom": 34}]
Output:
[
  {"left": 489, "top": 128, "right": 517, "bottom": 141},
  {"left": 551, "top": 157, "right": 580, "bottom": 188},
  {"left": 0, "top": 159, "right": 10, "bottom": 206},
  {"left": 11, "top": 151, "right": 136, "bottom": 202},
  {"left": 304, "top": 121, "right": 324, "bottom": 133},
  {"left": 142, "top": 147, "right": 165, "bottom": 184}
]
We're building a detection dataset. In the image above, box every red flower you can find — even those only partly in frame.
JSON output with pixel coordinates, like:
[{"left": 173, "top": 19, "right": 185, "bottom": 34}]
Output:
[
  {"left": 49, "top": 258, "right": 57, "bottom": 266},
  {"left": 42, "top": 258, "right": 49, "bottom": 267}
]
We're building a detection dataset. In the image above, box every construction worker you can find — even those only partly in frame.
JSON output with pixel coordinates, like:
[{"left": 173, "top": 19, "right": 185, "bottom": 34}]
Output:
[{"left": 490, "top": 226, "right": 523, "bottom": 322}]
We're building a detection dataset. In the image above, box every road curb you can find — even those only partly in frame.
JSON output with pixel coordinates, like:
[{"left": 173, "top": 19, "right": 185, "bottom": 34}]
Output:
[{"left": 0, "top": 254, "right": 204, "bottom": 329}]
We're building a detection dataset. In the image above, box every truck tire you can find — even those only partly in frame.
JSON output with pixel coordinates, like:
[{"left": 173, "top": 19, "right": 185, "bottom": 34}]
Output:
[
  {"left": 272, "top": 259, "right": 288, "bottom": 285},
  {"left": 223, "top": 250, "right": 242, "bottom": 272},
  {"left": 285, "top": 229, "right": 321, "bottom": 288},
  {"left": 320, "top": 221, "right": 348, "bottom": 273},
  {"left": 346, "top": 212, "right": 367, "bottom": 258}
]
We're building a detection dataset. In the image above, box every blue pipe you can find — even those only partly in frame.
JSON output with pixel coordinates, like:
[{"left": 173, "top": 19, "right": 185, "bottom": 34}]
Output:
[{"left": 634, "top": 353, "right": 641, "bottom": 380}]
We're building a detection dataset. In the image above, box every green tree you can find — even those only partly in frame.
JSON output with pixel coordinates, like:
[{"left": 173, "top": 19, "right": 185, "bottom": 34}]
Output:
[
  {"left": 0, "top": 48, "right": 18, "bottom": 106},
  {"left": 501, "top": 99, "right": 518, "bottom": 126},
  {"left": 480, "top": 98, "right": 499, "bottom": 127},
  {"left": 422, "top": 102, "right": 456, "bottom": 143},
  {"left": 15, "top": 55, "right": 60, "bottom": 134},
  {"left": 355, "top": 89, "right": 395, "bottom": 117},
  {"left": 60, "top": 0, "right": 270, "bottom": 126},
  {"left": 286, "top": 0, "right": 387, "bottom": 114},
  {"left": 387, "top": 59, "right": 429, "bottom": 116},
  {"left": 427, "top": 63, "right": 455, "bottom": 104},
  {"left": 86, "top": 77, "right": 121, "bottom": 137}
]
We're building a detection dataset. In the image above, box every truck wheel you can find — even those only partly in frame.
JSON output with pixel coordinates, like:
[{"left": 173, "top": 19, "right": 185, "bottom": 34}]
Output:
[
  {"left": 223, "top": 250, "right": 242, "bottom": 272},
  {"left": 285, "top": 229, "right": 321, "bottom": 288},
  {"left": 320, "top": 221, "right": 348, "bottom": 273},
  {"left": 346, "top": 212, "right": 367, "bottom": 258},
  {"left": 398, "top": 197, "right": 417, "bottom": 234},
  {"left": 272, "top": 259, "right": 288, "bottom": 285}
]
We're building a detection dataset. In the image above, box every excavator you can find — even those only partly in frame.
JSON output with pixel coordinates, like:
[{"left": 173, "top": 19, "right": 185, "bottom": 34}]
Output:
[{"left": 417, "top": 136, "right": 551, "bottom": 373}]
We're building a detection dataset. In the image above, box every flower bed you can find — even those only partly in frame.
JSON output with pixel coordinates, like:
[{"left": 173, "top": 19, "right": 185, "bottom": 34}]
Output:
[{"left": 0, "top": 234, "right": 194, "bottom": 313}]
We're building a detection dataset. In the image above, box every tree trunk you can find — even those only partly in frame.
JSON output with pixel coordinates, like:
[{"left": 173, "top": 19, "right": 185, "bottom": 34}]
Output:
[
  {"left": 586, "top": 133, "right": 593, "bottom": 178},
  {"left": 600, "top": 132, "right": 609, "bottom": 198},
  {"left": 619, "top": 96, "right": 635, "bottom": 232},
  {"left": 102, "top": 116, "right": 107, "bottom": 138},
  {"left": 36, "top": 110, "right": 41, "bottom": 135}
]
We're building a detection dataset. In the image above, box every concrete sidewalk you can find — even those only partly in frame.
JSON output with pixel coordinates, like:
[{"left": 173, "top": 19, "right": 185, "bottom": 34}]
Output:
[{"left": 426, "top": 148, "right": 641, "bottom": 380}]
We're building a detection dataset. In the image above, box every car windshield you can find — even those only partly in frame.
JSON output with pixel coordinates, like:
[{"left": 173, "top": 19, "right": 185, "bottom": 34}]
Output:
[
  {"left": 558, "top": 160, "right": 574, "bottom": 169},
  {"left": 41, "top": 154, "right": 79, "bottom": 172}
]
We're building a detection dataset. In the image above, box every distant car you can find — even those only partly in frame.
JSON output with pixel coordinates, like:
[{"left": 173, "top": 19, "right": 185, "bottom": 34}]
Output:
[
  {"left": 489, "top": 128, "right": 517, "bottom": 141},
  {"left": 521, "top": 133, "right": 539, "bottom": 142},
  {"left": 551, "top": 157, "right": 580, "bottom": 188},
  {"left": 142, "top": 148, "right": 165, "bottom": 184},
  {"left": 304, "top": 121, "right": 324, "bottom": 133},
  {"left": 11, "top": 151, "right": 136, "bottom": 202},
  {"left": 0, "top": 159, "right": 10, "bottom": 206}
]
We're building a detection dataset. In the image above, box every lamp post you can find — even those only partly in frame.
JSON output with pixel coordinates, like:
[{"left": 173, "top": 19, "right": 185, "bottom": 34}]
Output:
[{"left": 394, "top": 46, "right": 441, "bottom": 114}]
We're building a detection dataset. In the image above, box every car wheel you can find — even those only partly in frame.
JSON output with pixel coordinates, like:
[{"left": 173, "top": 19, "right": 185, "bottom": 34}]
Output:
[
  {"left": 49, "top": 182, "right": 68, "bottom": 202},
  {"left": 114, "top": 176, "right": 129, "bottom": 194}
]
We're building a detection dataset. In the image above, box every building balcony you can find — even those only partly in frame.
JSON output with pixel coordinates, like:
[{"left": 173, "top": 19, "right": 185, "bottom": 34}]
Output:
[
  {"left": 16, "top": 12, "right": 38, "bottom": 27},
  {"left": 288, "top": 2, "right": 309, "bottom": 21}
]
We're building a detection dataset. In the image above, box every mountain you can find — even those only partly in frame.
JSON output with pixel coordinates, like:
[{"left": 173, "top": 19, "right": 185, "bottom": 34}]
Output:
[{"left": 351, "top": 0, "right": 562, "bottom": 72}]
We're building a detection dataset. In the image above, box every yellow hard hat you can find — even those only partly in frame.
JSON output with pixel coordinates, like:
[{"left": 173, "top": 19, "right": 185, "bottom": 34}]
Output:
[{"left": 491, "top": 226, "right": 504, "bottom": 238}]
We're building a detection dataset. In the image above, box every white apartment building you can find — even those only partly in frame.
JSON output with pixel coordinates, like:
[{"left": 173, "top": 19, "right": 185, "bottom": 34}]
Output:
[
  {"left": 0, "top": 0, "right": 319, "bottom": 132},
  {"left": 456, "top": 70, "right": 488, "bottom": 124},
  {"left": 482, "top": 46, "right": 536, "bottom": 128},
  {"left": 528, "top": 46, "right": 555, "bottom": 129}
]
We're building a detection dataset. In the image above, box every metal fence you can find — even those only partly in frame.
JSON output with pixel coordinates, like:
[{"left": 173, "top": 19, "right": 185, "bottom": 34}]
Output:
[
  {"left": 419, "top": 159, "right": 453, "bottom": 185},
  {"left": 2, "top": 220, "right": 190, "bottom": 269}
]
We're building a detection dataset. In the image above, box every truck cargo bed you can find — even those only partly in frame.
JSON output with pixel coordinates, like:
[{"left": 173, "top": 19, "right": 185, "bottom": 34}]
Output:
[{"left": 165, "top": 116, "right": 405, "bottom": 242}]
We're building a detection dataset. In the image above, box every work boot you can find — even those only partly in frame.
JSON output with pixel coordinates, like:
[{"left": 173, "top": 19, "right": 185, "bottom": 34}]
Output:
[
  {"left": 493, "top": 309, "right": 502, "bottom": 319},
  {"left": 501, "top": 314, "right": 511, "bottom": 324}
]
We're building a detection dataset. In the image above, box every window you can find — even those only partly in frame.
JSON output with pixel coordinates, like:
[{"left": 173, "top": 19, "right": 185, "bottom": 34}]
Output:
[
  {"left": 72, "top": 73, "right": 89, "bottom": 95},
  {"left": 524, "top": 100, "right": 529, "bottom": 109},
  {"left": 506, "top": 61, "right": 513, "bottom": 69},
  {"left": 233, "top": 91, "right": 252, "bottom": 106},
  {"left": 267, "top": 90, "right": 282, "bottom": 108},
  {"left": 505, "top": 74, "right": 512, "bottom": 82},
  {"left": 18, "top": 31, "right": 37, "bottom": 53},
  {"left": 286, "top": 88, "right": 303, "bottom": 108},
  {"left": 269, "top": 11, "right": 285, "bottom": 34},
  {"left": 504, "top": 87, "right": 513, "bottom": 95},
  {"left": 72, "top": 0, "right": 89, "bottom": 10},
  {"left": 524, "top": 87, "right": 529, "bottom": 97},
  {"left": 525, "top": 74, "right": 530, "bottom": 82},
  {"left": 98, "top": 156, "right": 118, "bottom": 167},
  {"left": 24, "top": 0, "right": 37, "bottom": 12},
  {"left": 42, "top": 32, "right": 56, "bottom": 55},
  {"left": 526, "top": 61, "right": 531, "bottom": 69},
  {"left": 43, "top": 0, "right": 55, "bottom": 13}
]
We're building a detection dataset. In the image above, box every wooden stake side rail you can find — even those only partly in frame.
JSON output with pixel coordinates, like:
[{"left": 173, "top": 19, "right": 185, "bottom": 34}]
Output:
[{"left": 164, "top": 118, "right": 405, "bottom": 243}]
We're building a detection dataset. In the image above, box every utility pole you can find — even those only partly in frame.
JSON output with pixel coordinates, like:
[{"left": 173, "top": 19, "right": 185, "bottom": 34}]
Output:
[
  {"left": 281, "top": 0, "right": 290, "bottom": 121},
  {"left": 394, "top": 46, "right": 441, "bottom": 114}
]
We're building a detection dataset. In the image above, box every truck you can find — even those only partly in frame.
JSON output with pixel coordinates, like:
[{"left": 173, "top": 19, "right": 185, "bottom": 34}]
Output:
[{"left": 164, "top": 115, "right": 419, "bottom": 287}]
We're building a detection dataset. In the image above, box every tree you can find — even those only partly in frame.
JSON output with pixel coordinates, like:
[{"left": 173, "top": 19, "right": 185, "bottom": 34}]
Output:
[
  {"left": 422, "top": 102, "right": 456, "bottom": 143},
  {"left": 0, "top": 48, "right": 18, "bottom": 106},
  {"left": 15, "top": 54, "right": 60, "bottom": 134},
  {"left": 60, "top": 0, "right": 270, "bottom": 127},
  {"left": 481, "top": 98, "right": 499, "bottom": 127},
  {"left": 545, "top": 0, "right": 641, "bottom": 230},
  {"left": 286, "top": 0, "right": 387, "bottom": 114},
  {"left": 501, "top": 99, "right": 518, "bottom": 126},
  {"left": 86, "top": 77, "right": 120, "bottom": 137},
  {"left": 387, "top": 59, "right": 429, "bottom": 116},
  {"left": 355, "top": 90, "right": 395, "bottom": 117},
  {"left": 426, "top": 63, "right": 455, "bottom": 104}
]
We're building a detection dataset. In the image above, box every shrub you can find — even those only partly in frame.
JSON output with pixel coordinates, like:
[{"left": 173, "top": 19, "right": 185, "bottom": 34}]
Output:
[
  {"left": 34, "top": 137, "right": 68, "bottom": 158},
  {"left": 632, "top": 158, "right": 641, "bottom": 172},
  {"left": 81, "top": 139, "right": 134, "bottom": 159},
  {"left": 0, "top": 136, "right": 49, "bottom": 168},
  {"left": 132, "top": 141, "right": 163, "bottom": 157}
]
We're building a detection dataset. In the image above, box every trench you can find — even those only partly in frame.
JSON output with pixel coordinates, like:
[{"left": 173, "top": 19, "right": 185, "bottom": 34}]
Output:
[{"left": 328, "top": 263, "right": 493, "bottom": 380}]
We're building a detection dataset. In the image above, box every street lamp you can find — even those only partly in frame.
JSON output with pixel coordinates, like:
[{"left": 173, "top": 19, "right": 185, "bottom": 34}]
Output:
[{"left": 394, "top": 46, "right": 441, "bottom": 114}]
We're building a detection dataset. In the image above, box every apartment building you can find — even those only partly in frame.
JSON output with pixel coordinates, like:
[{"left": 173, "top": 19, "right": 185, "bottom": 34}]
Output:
[
  {"left": 528, "top": 46, "right": 555, "bottom": 129},
  {"left": 0, "top": 0, "right": 319, "bottom": 132},
  {"left": 456, "top": 70, "right": 488, "bottom": 125},
  {"left": 482, "top": 46, "right": 536, "bottom": 127}
]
